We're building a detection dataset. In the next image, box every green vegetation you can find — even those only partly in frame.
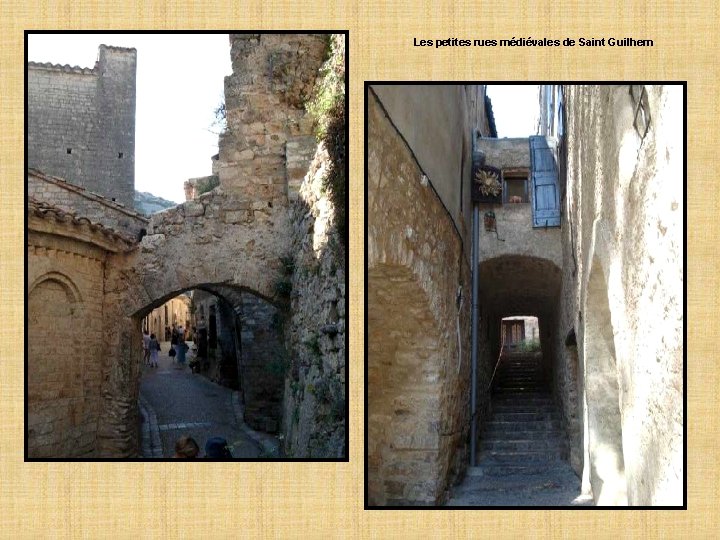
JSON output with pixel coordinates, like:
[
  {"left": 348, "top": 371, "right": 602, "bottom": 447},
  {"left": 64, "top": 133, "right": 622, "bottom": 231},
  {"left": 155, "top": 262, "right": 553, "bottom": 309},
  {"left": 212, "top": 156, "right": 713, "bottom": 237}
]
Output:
[
  {"left": 196, "top": 175, "right": 220, "bottom": 195},
  {"left": 306, "top": 35, "right": 345, "bottom": 138},
  {"left": 304, "top": 335, "right": 321, "bottom": 357},
  {"left": 306, "top": 35, "right": 347, "bottom": 246},
  {"left": 517, "top": 339, "right": 542, "bottom": 353}
]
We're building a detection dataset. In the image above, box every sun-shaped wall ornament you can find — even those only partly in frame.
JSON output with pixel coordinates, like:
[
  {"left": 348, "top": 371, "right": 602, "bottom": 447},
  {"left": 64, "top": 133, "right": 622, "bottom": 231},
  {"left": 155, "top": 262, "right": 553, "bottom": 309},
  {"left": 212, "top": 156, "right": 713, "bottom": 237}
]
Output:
[{"left": 475, "top": 167, "right": 502, "bottom": 197}]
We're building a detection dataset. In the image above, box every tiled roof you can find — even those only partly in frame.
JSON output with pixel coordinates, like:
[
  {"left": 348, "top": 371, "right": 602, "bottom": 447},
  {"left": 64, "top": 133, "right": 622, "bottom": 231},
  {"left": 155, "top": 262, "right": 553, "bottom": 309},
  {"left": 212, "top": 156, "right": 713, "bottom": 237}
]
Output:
[
  {"left": 28, "top": 168, "right": 149, "bottom": 222},
  {"left": 27, "top": 61, "right": 95, "bottom": 75},
  {"left": 28, "top": 197, "right": 136, "bottom": 246}
]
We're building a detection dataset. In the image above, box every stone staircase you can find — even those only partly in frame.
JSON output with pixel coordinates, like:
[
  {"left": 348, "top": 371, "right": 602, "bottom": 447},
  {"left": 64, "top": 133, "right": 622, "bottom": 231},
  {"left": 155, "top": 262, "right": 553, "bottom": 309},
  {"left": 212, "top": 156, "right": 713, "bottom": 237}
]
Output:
[{"left": 446, "top": 352, "right": 592, "bottom": 506}]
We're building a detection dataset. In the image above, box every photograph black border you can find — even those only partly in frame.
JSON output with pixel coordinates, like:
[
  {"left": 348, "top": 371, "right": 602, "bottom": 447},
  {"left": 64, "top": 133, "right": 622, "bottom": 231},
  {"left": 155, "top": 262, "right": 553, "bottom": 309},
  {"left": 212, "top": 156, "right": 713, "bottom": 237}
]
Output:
[
  {"left": 364, "top": 80, "right": 687, "bottom": 509},
  {"left": 24, "top": 29, "right": 350, "bottom": 463}
]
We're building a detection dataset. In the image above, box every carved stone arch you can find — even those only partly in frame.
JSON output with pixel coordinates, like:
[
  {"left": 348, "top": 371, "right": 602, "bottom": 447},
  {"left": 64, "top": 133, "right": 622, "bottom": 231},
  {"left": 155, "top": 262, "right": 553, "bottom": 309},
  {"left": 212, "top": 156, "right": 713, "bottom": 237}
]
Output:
[
  {"left": 29, "top": 271, "right": 83, "bottom": 304},
  {"left": 28, "top": 271, "right": 86, "bottom": 457},
  {"left": 367, "top": 262, "right": 445, "bottom": 506}
]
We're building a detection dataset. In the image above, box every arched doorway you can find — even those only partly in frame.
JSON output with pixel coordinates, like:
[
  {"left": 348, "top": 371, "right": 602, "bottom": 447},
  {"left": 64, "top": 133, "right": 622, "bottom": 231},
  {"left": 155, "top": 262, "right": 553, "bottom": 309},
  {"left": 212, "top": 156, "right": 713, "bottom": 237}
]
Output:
[{"left": 134, "top": 283, "right": 288, "bottom": 457}]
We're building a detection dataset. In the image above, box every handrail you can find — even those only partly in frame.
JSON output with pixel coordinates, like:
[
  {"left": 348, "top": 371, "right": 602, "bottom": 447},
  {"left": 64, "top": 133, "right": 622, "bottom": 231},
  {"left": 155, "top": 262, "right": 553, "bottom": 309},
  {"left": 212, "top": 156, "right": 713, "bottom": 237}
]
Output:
[{"left": 487, "top": 332, "right": 506, "bottom": 392}]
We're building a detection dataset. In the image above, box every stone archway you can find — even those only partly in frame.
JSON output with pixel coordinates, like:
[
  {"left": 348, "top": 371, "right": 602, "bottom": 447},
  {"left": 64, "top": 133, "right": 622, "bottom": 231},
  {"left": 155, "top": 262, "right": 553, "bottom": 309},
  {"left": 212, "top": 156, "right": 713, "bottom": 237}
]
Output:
[
  {"left": 368, "top": 263, "right": 445, "bottom": 506},
  {"left": 28, "top": 274, "right": 84, "bottom": 457},
  {"left": 94, "top": 190, "right": 294, "bottom": 457}
]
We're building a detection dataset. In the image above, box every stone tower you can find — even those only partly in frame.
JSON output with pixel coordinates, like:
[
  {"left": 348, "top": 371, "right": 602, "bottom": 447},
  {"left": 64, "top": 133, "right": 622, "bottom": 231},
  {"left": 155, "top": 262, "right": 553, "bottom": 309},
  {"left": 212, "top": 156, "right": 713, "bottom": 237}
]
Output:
[{"left": 28, "top": 44, "right": 137, "bottom": 208}]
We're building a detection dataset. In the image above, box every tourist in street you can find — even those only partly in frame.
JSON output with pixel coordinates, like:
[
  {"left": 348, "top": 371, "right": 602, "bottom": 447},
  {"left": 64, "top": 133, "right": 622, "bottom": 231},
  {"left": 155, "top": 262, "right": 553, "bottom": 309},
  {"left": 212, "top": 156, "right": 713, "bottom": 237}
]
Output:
[
  {"left": 205, "top": 437, "right": 232, "bottom": 458},
  {"left": 149, "top": 333, "right": 161, "bottom": 368},
  {"left": 176, "top": 325, "right": 188, "bottom": 366},
  {"left": 173, "top": 436, "right": 199, "bottom": 458},
  {"left": 170, "top": 324, "right": 179, "bottom": 361},
  {"left": 142, "top": 328, "right": 151, "bottom": 366}
]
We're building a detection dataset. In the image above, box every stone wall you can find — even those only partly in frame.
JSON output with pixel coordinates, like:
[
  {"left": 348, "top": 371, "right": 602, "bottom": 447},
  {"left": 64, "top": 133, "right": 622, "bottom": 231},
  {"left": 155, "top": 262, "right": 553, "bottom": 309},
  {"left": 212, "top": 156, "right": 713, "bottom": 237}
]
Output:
[
  {"left": 28, "top": 169, "right": 148, "bottom": 239},
  {"left": 557, "top": 85, "right": 684, "bottom": 505},
  {"left": 219, "top": 34, "right": 326, "bottom": 202},
  {"left": 238, "top": 294, "right": 285, "bottom": 433},
  {"left": 28, "top": 45, "right": 137, "bottom": 208},
  {"left": 367, "top": 90, "right": 472, "bottom": 505},
  {"left": 280, "top": 34, "right": 347, "bottom": 458},
  {"left": 280, "top": 144, "right": 347, "bottom": 457},
  {"left": 27, "top": 33, "right": 346, "bottom": 459}
]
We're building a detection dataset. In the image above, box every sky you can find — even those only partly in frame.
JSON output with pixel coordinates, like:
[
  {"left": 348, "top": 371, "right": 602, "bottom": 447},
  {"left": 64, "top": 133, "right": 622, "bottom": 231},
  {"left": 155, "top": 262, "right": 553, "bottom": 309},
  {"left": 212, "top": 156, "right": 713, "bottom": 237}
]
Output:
[
  {"left": 28, "top": 33, "right": 232, "bottom": 203},
  {"left": 485, "top": 85, "right": 540, "bottom": 137}
]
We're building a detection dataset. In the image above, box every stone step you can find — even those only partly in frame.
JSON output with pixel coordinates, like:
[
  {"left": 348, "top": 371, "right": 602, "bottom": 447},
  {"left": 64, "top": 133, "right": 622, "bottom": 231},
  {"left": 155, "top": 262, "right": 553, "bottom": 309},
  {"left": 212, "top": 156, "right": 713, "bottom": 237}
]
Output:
[
  {"left": 479, "top": 449, "right": 567, "bottom": 463},
  {"left": 490, "top": 408, "right": 556, "bottom": 415},
  {"left": 483, "top": 427, "right": 565, "bottom": 439},
  {"left": 496, "top": 371, "right": 542, "bottom": 378},
  {"left": 471, "top": 462, "right": 559, "bottom": 477},
  {"left": 495, "top": 375, "right": 543, "bottom": 386},
  {"left": 485, "top": 419, "right": 562, "bottom": 432},
  {"left": 493, "top": 386, "right": 549, "bottom": 394},
  {"left": 453, "top": 472, "right": 578, "bottom": 493},
  {"left": 492, "top": 411, "right": 560, "bottom": 422},
  {"left": 491, "top": 394, "right": 554, "bottom": 403},
  {"left": 481, "top": 439, "right": 567, "bottom": 453}
]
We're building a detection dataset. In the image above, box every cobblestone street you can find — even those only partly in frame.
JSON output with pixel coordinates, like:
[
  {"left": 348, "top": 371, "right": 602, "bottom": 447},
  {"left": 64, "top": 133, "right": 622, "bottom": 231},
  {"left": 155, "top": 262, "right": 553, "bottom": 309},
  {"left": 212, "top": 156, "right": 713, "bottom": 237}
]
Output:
[{"left": 139, "top": 342, "right": 273, "bottom": 458}]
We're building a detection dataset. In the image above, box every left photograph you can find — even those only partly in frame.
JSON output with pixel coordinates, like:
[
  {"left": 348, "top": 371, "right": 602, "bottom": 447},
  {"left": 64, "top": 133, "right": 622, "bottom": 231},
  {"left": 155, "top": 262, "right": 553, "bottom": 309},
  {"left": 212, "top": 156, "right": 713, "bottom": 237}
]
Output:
[{"left": 26, "top": 32, "right": 347, "bottom": 460}]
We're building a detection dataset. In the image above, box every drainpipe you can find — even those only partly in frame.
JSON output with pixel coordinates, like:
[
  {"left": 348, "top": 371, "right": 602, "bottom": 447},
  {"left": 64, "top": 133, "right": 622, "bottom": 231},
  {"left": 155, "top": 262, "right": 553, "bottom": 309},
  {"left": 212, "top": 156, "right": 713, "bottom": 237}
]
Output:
[{"left": 470, "top": 130, "right": 483, "bottom": 467}]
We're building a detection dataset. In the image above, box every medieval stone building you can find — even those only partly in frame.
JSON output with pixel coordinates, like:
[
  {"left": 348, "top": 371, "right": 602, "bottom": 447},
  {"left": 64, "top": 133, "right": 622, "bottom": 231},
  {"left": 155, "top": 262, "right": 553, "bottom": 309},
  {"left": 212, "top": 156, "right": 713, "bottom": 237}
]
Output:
[
  {"left": 27, "top": 34, "right": 347, "bottom": 459},
  {"left": 367, "top": 84, "right": 683, "bottom": 506}
]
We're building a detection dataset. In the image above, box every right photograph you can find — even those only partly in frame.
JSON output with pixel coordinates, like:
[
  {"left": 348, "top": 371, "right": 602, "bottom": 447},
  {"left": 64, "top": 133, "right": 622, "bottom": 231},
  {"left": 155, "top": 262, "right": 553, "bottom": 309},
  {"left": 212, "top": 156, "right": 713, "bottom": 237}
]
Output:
[{"left": 366, "top": 83, "right": 684, "bottom": 508}]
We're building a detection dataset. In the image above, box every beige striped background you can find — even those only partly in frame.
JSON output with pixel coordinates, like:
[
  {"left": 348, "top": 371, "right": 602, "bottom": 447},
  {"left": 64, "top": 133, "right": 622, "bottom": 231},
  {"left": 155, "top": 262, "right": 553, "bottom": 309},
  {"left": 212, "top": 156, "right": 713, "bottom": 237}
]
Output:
[{"left": 0, "top": 1, "right": 714, "bottom": 538}]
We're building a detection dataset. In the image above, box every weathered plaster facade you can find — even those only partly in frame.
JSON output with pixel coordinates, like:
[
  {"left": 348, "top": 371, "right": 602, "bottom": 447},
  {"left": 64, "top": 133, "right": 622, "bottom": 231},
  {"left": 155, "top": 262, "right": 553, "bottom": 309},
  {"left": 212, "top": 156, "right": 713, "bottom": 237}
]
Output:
[{"left": 554, "top": 85, "right": 684, "bottom": 505}]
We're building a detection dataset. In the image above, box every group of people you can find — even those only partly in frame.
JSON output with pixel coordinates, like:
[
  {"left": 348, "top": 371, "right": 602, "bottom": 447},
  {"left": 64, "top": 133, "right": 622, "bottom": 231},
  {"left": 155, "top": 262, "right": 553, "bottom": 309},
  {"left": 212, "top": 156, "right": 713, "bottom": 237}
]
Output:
[
  {"left": 142, "top": 324, "right": 190, "bottom": 368},
  {"left": 173, "top": 435, "right": 232, "bottom": 458}
]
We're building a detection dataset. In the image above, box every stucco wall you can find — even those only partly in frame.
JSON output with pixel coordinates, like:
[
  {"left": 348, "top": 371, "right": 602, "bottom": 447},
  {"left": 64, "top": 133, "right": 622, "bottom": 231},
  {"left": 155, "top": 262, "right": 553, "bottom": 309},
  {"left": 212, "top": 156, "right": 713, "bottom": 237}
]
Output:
[
  {"left": 476, "top": 137, "right": 531, "bottom": 170},
  {"left": 371, "top": 84, "right": 489, "bottom": 249},
  {"left": 28, "top": 45, "right": 137, "bottom": 208},
  {"left": 560, "top": 85, "right": 683, "bottom": 505},
  {"left": 478, "top": 204, "right": 561, "bottom": 267}
]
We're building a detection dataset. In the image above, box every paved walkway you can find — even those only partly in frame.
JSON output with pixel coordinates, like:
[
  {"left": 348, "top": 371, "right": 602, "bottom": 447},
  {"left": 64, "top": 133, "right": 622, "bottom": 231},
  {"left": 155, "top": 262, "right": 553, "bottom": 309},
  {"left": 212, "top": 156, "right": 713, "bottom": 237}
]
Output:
[{"left": 139, "top": 341, "right": 271, "bottom": 458}]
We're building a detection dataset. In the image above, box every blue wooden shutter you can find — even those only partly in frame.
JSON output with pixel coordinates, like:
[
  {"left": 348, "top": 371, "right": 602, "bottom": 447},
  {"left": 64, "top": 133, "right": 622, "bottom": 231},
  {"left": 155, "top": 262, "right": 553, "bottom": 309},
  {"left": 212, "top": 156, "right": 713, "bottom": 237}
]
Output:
[{"left": 530, "top": 135, "right": 560, "bottom": 228}]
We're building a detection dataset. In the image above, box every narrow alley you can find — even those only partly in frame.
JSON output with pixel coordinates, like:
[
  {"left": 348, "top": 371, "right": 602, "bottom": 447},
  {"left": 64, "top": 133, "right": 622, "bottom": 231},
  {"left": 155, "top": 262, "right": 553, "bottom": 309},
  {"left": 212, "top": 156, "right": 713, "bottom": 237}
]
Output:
[
  {"left": 368, "top": 84, "right": 684, "bottom": 507},
  {"left": 139, "top": 342, "right": 278, "bottom": 458},
  {"left": 446, "top": 350, "right": 591, "bottom": 506}
]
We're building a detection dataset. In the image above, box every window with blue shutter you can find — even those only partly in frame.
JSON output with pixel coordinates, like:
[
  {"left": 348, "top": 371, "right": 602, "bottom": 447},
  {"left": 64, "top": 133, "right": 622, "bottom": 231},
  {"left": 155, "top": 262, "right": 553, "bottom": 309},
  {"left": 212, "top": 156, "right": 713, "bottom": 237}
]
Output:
[{"left": 530, "top": 135, "right": 561, "bottom": 228}]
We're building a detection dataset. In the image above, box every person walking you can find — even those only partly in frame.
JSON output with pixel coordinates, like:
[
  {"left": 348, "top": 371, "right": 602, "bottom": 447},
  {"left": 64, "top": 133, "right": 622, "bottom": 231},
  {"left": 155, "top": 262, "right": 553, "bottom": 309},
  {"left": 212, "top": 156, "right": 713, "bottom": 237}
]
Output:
[
  {"left": 176, "top": 325, "right": 188, "bottom": 366},
  {"left": 170, "top": 324, "right": 179, "bottom": 362},
  {"left": 149, "top": 333, "right": 161, "bottom": 368},
  {"left": 142, "top": 328, "right": 151, "bottom": 367},
  {"left": 204, "top": 437, "right": 232, "bottom": 458}
]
